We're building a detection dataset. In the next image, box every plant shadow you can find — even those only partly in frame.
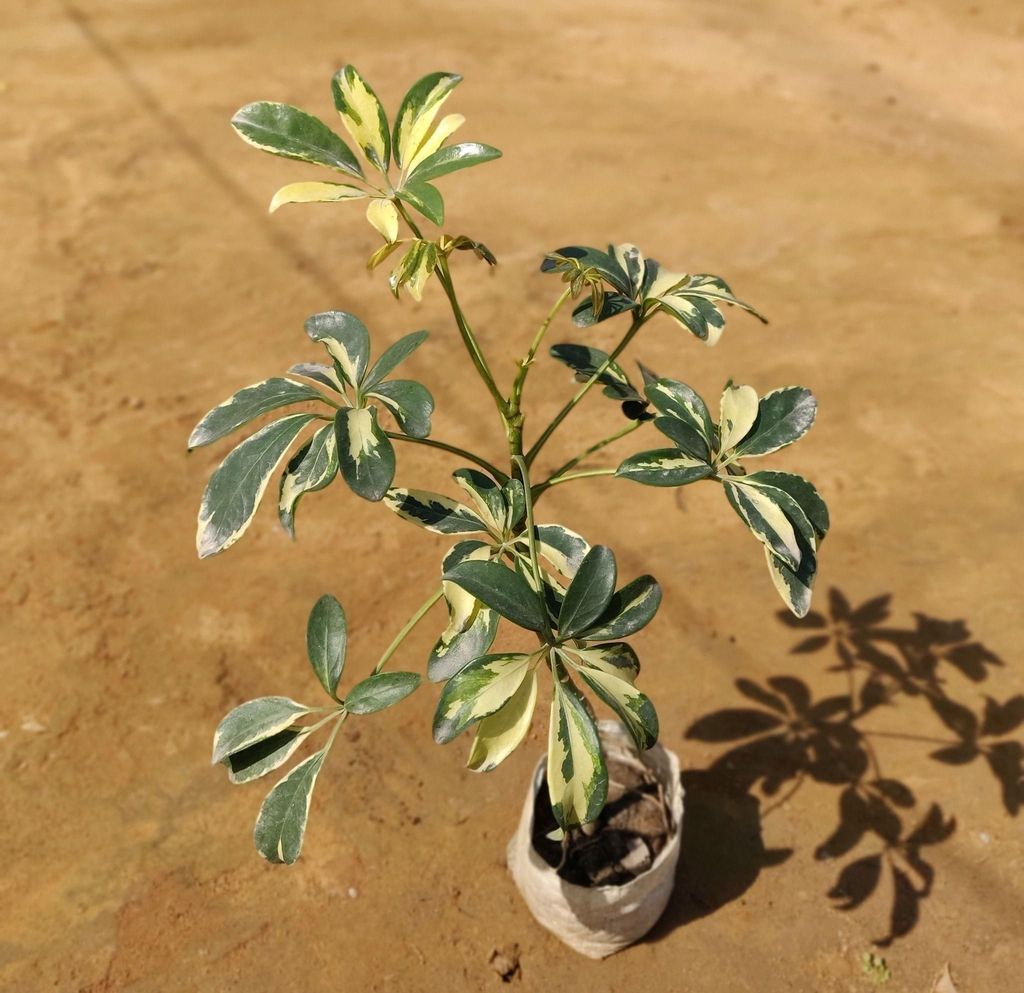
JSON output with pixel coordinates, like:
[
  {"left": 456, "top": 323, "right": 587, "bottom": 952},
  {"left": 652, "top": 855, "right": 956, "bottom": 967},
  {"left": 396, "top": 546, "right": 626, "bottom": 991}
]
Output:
[{"left": 651, "top": 588, "right": 1020, "bottom": 946}]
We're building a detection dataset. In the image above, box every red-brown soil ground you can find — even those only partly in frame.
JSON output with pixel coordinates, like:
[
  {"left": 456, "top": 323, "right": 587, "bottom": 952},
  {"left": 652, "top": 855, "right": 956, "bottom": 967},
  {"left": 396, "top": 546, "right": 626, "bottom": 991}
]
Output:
[{"left": 3, "top": 1, "right": 1022, "bottom": 990}]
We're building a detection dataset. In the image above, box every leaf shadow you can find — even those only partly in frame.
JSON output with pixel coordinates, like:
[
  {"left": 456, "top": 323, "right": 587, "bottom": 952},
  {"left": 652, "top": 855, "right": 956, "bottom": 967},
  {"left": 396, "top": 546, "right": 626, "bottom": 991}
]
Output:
[{"left": 653, "top": 587, "right": 1018, "bottom": 947}]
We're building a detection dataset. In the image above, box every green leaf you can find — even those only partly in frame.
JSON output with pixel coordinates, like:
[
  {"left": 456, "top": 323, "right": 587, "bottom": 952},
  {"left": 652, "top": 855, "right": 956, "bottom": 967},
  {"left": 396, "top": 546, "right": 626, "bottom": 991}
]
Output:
[
  {"left": 189, "top": 378, "right": 325, "bottom": 450},
  {"left": 392, "top": 71, "right": 462, "bottom": 168},
  {"left": 433, "top": 653, "right": 532, "bottom": 744},
  {"left": 736, "top": 387, "right": 817, "bottom": 457},
  {"left": 429, "top": 602, "right": 499, "bottom": 683},
  {"left": 645, "top": 378, "right": 715, "bottom": 447},
  {"left": 288, "top": 362, "right": 345, "bottom": 395},
  {"left": 502, "top": 479, "right": 526, "bottom": 531},
  {"left": 383, "top": 488, "right": 486, "bottom": 534},
  {"left": 616, "top": 449, "right": 713, "bottom": 487},
  {"left": 334, "top": 406, "right": 395, "bottom": 502},
  {"left": 211, "top": 696, "right": 311, "bottom": 765},
  {"left": 452, "top": 468, "right": 506, "bottom": 535},
  {"left": 388, "top": 240, "right": 438, "bottom": 301},
  {"left": 368, "top": 380, "right": 433, "bottom": 439},
  {"left": 723, "top": 478, "right": 801, "bottom": 569},
  {"left": 231, "top": 102, "right": 363, "bottom": 179},
  {"left": 362, "top": 330, "right": 429, "bottom": 391},
  {"left": 576, "top": 665, "right": 658, "bottom": 751},
  {"left": 345, "top": 672, "right": 421, "bottom": 715},
  {"left": 397, "top": 182, "right": 445, "bottom": 226},
  {"left": 558, "top": 545, "right": 617, "bottom": 640},
  {"left": 540, "top": 245, "right": 632, "bottom": 296},
  {"left": 719, "top": 383, "right": 760, "bottom": 452},
  {"left": 406, "top": 142, "right": 502, "bottom": 184},
  {"left": 743, "top": 470, "right": 829, "bottom": 540},
  {"left": 653, "top": 416, "right": 710, "bottom": 461},
  {"left": 306, "top": 594, "right": 346, "bottom": 699},
  {"left": 611, "top": 243, "right": 646, "bottom": 297},
  {"left": 253, "top": 750, "right": 327, "bottom": 864},
  {"left": 467, "top": 672, "right": 538, "bottom": 772},
  {"left": 582, "top": 575, "right": 662, "bottom": 640},
  {"left": 569, "top": 293, "right": 636, "bottom": 328},
  {"left": 197, "top": 413, "right": 315, "bottom": 558},
  {"left": 570, "top": 642, "right": 640, "bottom": 684},
  {"left": 331, "top": 65, "right": 390, "bottom": 171},
  {"left": 534, "top": 523, "right": 590, "bottom": 578},
  {"left": 224, "top": 729, "right": 306, "bottom": 785},
  {"left": 766, "top": 538, "right": 818, "bottom": 618},
  {"left": 443, "top": 560, "right": 548, "bottom": 632},
  {"left": 547, "top": 673, "right": 607, "bottom": 828},
  {"left": 304, "top": 311, "right": 371, "bottom": 387},
  {"left": 548, "top": 344, "right": 641, "bottom": 402},
  {"left": 278, "top": 424, "right": 338, "bottom": 538},
  {"left": 647, "top": 272, "right": 766, "bottom": 345}
]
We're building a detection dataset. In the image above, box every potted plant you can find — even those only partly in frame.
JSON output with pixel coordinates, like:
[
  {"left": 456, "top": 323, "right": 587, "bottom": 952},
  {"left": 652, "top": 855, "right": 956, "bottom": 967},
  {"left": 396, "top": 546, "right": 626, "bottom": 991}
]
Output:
[{"left": 192, "top": 65, "right": 828, "bottom": 956}]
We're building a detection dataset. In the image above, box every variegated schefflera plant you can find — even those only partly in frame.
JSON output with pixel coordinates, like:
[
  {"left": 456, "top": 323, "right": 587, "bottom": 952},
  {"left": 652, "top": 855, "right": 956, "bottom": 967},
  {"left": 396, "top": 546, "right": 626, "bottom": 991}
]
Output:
[{"left": 191, "top": 65, "right": 829, "bottom": 864}]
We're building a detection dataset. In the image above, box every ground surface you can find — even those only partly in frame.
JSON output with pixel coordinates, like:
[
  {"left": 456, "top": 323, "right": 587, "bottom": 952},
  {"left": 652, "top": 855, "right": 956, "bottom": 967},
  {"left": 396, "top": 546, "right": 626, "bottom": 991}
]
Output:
[{"left": 2, "top": 1, "right": 1022, "bottom": 990}]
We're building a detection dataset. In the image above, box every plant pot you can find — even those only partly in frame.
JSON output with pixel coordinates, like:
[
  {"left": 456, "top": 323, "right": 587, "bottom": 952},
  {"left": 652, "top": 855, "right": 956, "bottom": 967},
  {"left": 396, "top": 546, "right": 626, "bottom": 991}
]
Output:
[{"left": 506, "top": 720, "right": 684, "bottom": 958}]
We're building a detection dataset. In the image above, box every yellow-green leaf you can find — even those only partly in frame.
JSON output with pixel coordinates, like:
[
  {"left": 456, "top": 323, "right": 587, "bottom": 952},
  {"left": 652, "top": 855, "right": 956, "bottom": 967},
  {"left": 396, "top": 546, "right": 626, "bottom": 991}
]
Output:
[
  {"left": 547, "top": 675, "right": 607, "bottom": 828},
  {"left": 365, "top": 198, "right": 399, "bottom": 243},
  {"left": 466, "top": 671, "right": 538, "bottom": 772},
  {"left": 269, "top": 181, "right": 367, "bottom": 213},
  {"left": 331, "top": 65, "right": 390, "bottom": 171},
  {"left": 719, "top": 383, "right": 759, "bottom": 452}
]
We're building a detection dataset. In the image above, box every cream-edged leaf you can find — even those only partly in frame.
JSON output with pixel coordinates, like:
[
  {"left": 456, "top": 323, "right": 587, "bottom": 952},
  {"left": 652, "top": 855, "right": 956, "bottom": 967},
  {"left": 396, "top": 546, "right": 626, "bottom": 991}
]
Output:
[
  {"left": 547, "top": 675, "right": 607, "bottom": 828},
  {"left": 433, "top": 653, "right": 533, "bottom": 744},
  {"left": 189, "top": 378, "right": 325, "bottom": 449},
  {"left": 197, "top": 413, "right": 315, "bottom": 559},
  {"left": 345, "top": 672, "right": 420, "bottom": 714},
  {"left": 278, "top": 424, "right": 338, "bottom": 538},
  {"left": 719, "top": 383, "right": 759, "bottom": 452},
  {"left": 723, "top": 478, "right": 801, "bottom": 569},
  {"left": 287, "top": 362, "right": 345, "bottom": 395},
  {"left": 581, "top": 575, "right": 662, "bottom": 640},
  {"left": 224, "top": 729, "right": 306, "bottom": 785},
  {"left": 362, "top": 330, "right": 429, "bottom": 391},
  {"left": 534, "top": 523, "right": 591, "bottom": 578},
  {"left": 443, "top": 559, "right": 548, "bottom": 632},
  {"left": 404, "top": 113, "right": 465, "bottom": 174},
  {"left": 429, "top": 601, "right": 499, "bottom": 683},
  {"left": 438, "top": 540, "right": 493, "bottom": 641},
  {"left": 334, "top": 406, "right": 395, "bottom": 502},
  {"left": 383, "top": 488, "right": 486, "bottom": 534},
  {"left": 405, "top": 142, "right": 502, "bottom": 185},
  {"left": 365, "top": 198, "right": 400, "bottom": 243},
  {"left": 304, "top": 311, "right": 370, "bottom": 387},
  {"left": 743, "top": 470, "right": 829, "bottom": 540},
  {"left": 331, "top": 65, "right": 390, "bottom": 171},
  {"left": 467, "top": 671, "right": 538, "bottom": 772},
  {"left": 644, "top": 377, "right": 715, "bottom": 447},
  {"left": 575, "top": 666, "right": 659, "bottom": 751},
  {"left": 306, "top": 594, "right": 346, "bottom": 699},
  {"left": 569, "top": 642, "right": 640, "bottom": 684},
  {"left": 253, "top": 749, "right": 326, "bottom": 864},
  {"left": 392, "top": 72, "right": 462, "bottom": 168},
  {"left": 269, "top": 181, "right": 367, "bottom": 213},
  {"left": 368, "top": 379, "right": 433, "bottom": 439},
  {"left": 736, "top": 387, "right": 817, "bottom": 457},
  {"left": 231, "top": 102, "right": 363, "bottom": 179},
  {"left": 396, "top": 182, "right": 445, "bottom": 226},
  {"left": 452, "top": 468, "right": 506, "bottom": 535},
  {"left": 616, "top": 449, "right": 713, "bottom": 487},
  {"left": 212, "top": 696, "right": 312, "bottom": 765}
]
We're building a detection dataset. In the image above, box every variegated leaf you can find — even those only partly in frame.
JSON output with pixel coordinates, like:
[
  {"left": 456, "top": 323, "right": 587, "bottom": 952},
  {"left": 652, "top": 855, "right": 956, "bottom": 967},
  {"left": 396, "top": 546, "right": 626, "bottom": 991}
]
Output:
[
  {"left": 269, "top": 181, "right": 367, "bottom": 213},
  {"left": 719, "top": 383, "right": 759, "bottom": 452},
  {"left": 305, "top": 311, "right": 370, "bottom": 387},
  {"left": 389, "top": 240, "right": 438, "bottom": 301},
  {"left": 365, "top": 197, "right": 399, "bottom": 242},
  {"left": 334, "top": 406, "right": 395, "bottom": 502},
  {"left": 306, "top": 594, "right": 346, "bottom": 699},
  {"left": 397, "top": 182, "right": 445, "bottom": 226},
  {"left": 653, "top": 292, "right": 727, "bottom": 345},
  {"left": 612, "top": 243, "right": 646, "bottom": 297},
  {"left": 645, "top": 377, "right": 715, "bottom": 447},
  {"left": 404, "top": 113, "right": 465, "bottom": 173},
  {"left": 467, "top": 671, "right": 538, "bottom": 772},
  {"left": 231, "top": 102, "right": 363, "bottom": 179},
  {"left": 743, "top": 470, "right": 829, "bottom": 539},
  {"left": 189, "top": 378, "right": 324, "bottom": 449},
  {"left": 253, "top": 749, "right": 327, "bottom": 864},
  {"left": 288, "top": 362, "right": 345, "bottom": 395},
  {"left": 453, "top": 468, "right": 506, "bottom": 535},
  {"left": 540, "top": 245, "right": 632, "bottom": 296},
  {"left": 653, "top": 416, "right": 710, "bottom": 461},
  {"left": 362, "top": 330, "right": 429, "bottom": 391},
  {"left": 383, "top": 488, "right": 486, "bottom": 534},
  {"left": 405, "top": 142, "right": 502, "bottom": 185},
  {"left": 278, "top": 424, "right": 338, "bottom": 538},
  {"left": 616, "top": 449, "right": 713, "bottom": 487},
  {"left": 547, "top": 674, "right": 607, "bottom": 828},
  {"left": 429, "top": 602, "right": 498, "bottom": 683},
  {"left": 735, "top": 387, "right": 817, "bottom": 457},
  {"left": 331, "top": 65, "right": 390, "bottom": 171},
  {"left": 534, "top": 523, "right": 590, "bottom": 578},
  {"left": 548, "top": 343, "right": 641, "bottom": 402},
  {"left": 569, "top": 292, "right": 636, "bottom": 328},
  {"left": 224, "top": 729, "right": 306, "bottom": 785},
  {"left": 443, "top": 559, "right": 548, "bottom": 631},
  {"left": 439, "top": 540, "right": 493, "bottom": 639},
  {"left": 197, "top": 413, "right": 315, "bottom": 558},
  {"left": 558, "top": 545, "right": 617, "bottom": 640},
  {"left": 575, "top": 665, "right": 659, "bottom": 751},
  {"left": 502, "top": 480, "right": 526, "bottom": 532},
  {"left": 569, "top": 642, "right": 640, "bottom": 684},
  {"left": 211, "top": 696, "right": 312, "bottom": 765},
  {"left": 723, "top": 478, "right": 801, "bottom": 569},
  {"left": 651, "top": 273, "right": 766, "bottom": 344},
  {"left": 345, "top": 672, "right": 420, "bottom": 714},
  {"left": 766, "top": 539, "right": 817, "bottom": 618},
  {"left": 582, "top": 575, "right": 662, "bottom": 640},
  {"left": 433, "top": 653, "right": 533, "bottom": 743},
  {"left": 368, "top": 379, "right": 433, "bottom": 438},
  {"left": 392, "top": 72, "right": 462, "bottom": 169}
]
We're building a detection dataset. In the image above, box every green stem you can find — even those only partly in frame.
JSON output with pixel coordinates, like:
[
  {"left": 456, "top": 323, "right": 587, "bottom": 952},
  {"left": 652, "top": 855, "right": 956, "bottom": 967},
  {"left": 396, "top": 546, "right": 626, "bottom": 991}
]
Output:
[
  {"left": 384, "top": 432, "right": 508, "bottom": 482},
  {"left": 544, "top": 420, "right": 640, "bottom": 483},
  {"left": 535, "top": 466, "right": 617, "bottom": 494},
  {"left": 511, "top": 454, "right": 554, "bottom": 641},
  {"left": 373, "top": 587, "right": 444, "bottom": 675},
  {"left": 525, "top": 314, "right": 647, "bottom": 467},
  {"left": 510, "top": 287, "right": 573, "bottom": 414}
]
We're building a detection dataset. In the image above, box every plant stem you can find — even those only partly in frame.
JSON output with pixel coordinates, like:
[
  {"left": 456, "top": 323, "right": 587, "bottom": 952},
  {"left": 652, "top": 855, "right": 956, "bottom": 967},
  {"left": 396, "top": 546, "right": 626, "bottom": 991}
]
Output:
[
  {"left": 525, "top": 314, "right": 647, "bottom": 467},
  {"left": 373, "top": 587, "right": 444, "bottom": 675},
  {"left": 512, "top": 454, "right": 554, "bottom": 641},
  {"left": 509, "top": 287, "right": 573, "bottom": 413},
  {"left": 543, "top": 420, "right": 640, "bottom": 483},
  {"left": 534, "top": 466, "right": 617, "bottom": 495},
  {"left": 384, "top": 432, "right": 508, "bottom": 482}
]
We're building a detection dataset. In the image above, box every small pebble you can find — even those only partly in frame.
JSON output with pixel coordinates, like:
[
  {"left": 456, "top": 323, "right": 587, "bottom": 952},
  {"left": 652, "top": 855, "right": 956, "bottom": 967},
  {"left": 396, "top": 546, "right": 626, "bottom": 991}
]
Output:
[
  {"left": 347, "top": 887, "right": 358, "bottom": 898},
  {"left": 21, "top": 718, "right": 45, "bottom": 733}
]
